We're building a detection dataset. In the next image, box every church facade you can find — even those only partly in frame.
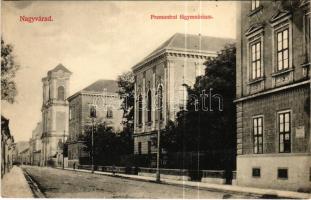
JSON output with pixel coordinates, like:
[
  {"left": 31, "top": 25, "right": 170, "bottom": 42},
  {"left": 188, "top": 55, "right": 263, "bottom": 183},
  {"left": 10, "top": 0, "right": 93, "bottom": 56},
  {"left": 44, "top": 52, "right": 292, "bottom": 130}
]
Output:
[{"left": 41, "top": 64, "right": 72, "bottom": 166}]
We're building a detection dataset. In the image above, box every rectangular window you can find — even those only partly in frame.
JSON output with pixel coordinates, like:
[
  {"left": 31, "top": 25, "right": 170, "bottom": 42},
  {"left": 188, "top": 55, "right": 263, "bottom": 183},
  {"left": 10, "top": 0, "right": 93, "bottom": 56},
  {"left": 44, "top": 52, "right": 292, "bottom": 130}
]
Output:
[
  {"left": 69, "top": 107, "right": 72, "bottom": 120},
  {"left": 253, "top": 117, "right": 263, "bottom": 154},
  {"left": 252, "top": 168, "right": 261, "bottom": 178},
  {"left": 277, "top": 29, "right": 289, "bottom": 71},
  {"left": 304, "top": 14, "right": 311, "bottom": 62},
  {"left": 251, "top": 42, "right": 262, "bottom": 79},
  {"left": 251, "top": 0, "right": 260, "bottom": 10},
  {"left": 138, "top": 142, "right": 142, "bottom": 155},
  {"left": 278, "top": 168, "right": 288, "bottom": 179},
  {"left": 279, "top": 112, "right": 291, "bottom": 153}
]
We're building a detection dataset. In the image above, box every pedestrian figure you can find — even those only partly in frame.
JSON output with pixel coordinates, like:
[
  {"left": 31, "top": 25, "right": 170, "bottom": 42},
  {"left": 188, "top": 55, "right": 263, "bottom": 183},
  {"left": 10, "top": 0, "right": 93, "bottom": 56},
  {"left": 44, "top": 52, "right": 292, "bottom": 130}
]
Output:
[{"left": 73, "top": 162, "right": 76, "bottom": 170}]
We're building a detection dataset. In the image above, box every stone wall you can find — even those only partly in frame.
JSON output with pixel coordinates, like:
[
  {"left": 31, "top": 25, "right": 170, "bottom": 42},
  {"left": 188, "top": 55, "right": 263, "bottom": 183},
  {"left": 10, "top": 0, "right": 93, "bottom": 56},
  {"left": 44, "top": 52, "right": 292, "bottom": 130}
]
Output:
[{"left": 237, "top": 85, "right": 310, "bottom": 155}]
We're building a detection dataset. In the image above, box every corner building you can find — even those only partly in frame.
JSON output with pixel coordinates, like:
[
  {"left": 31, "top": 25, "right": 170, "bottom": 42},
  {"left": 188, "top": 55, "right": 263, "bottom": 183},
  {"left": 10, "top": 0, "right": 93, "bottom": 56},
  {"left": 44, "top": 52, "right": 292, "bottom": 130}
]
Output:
[
  {"left": 132, "top": 33, "right": 234, "bottom": 156},
  {"left": 235, "top": 0, "right": 310, "bottom": 191},
  {"left": 67, "top": 80, "right": 123, "bottom": 167}
]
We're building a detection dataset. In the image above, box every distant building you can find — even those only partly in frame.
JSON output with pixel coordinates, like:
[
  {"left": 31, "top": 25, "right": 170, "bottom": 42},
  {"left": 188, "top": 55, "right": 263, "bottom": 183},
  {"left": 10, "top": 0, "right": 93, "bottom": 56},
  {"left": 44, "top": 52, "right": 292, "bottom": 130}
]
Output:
[
  {"left": 41, "top": 64, "right": 72, "bottom": 166},
  {"left": 132, "top": 33, "right": 234, "bottom": 157},
  {"left": 235, "top": 1, "right": 310, "bottom": 191},
  {"left": 67, "top": 79, "right": 123, "bottom": 167},
  {"left": 1, "top": 116, "right": 14, "bottom": 177},
  {"left": 19, "top": 148, "right": 30, "bottom": 165},
  {"left": 29, "top": 122, "right": 42, "bottom": 166}
]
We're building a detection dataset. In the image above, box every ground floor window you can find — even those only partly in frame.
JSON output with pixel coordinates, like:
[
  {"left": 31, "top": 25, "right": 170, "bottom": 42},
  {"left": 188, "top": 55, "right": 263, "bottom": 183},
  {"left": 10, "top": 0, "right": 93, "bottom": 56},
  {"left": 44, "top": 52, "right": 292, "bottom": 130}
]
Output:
[
  {"left": 252, "top": 168, "right": 261, "bottom": 178},
  {"left": 253, "top": 116, "right": 263, "bottom": 154}
]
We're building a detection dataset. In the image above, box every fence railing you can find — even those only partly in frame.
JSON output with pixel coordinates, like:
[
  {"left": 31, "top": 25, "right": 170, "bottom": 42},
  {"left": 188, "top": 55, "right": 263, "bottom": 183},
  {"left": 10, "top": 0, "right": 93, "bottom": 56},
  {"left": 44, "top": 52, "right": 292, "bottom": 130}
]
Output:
[
  {"left": 76, "top": 164, "right": 233, "bottom": 183},
  {"left": 139, "top": 167, "right": 189, "bottom": 176},
  {"left": 202, "top": 170, "right": 225, "bottom": 178}
]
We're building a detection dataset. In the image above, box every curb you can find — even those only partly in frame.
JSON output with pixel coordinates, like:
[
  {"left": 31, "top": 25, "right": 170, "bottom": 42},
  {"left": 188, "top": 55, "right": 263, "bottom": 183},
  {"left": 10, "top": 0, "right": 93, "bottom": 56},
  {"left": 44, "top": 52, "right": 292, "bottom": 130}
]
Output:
[
  {"left": 56, "top": 167, "right": 310, "bottom": 199},
  {"left": 22, "top": 169, "right": 46, "bottom": 198}
]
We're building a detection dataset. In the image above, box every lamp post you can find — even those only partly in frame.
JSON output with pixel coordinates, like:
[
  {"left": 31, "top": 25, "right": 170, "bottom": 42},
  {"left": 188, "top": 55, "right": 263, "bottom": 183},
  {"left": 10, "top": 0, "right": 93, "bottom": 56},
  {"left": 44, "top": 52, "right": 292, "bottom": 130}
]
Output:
[
  {"left": 90, "top": 104, "right": 96, "bottom": 173},
  {"left": 156, "top": 111, "right": 161, "bottom": 182}
]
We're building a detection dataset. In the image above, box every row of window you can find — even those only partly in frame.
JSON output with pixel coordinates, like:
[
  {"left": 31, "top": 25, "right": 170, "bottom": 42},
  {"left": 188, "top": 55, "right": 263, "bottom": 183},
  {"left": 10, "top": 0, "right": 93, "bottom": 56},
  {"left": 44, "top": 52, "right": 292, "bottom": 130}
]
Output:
[
  {"left": 249, "top": 6, "right": 310, "bottom": 81},
  {"left": 69, "top": 106, "right": 114, "bottom": 120},
  {"left": 137, "top": 85, "right": 163, "bottom": 125},
  {"left": 250, "top": 28, "right": 291, "bottom": 80},
  {"left": 252, "top": 167, "right": 289, "bottom": 180},
  {"left": 253, "top": 111, "right": 291, "bottom": 154}
]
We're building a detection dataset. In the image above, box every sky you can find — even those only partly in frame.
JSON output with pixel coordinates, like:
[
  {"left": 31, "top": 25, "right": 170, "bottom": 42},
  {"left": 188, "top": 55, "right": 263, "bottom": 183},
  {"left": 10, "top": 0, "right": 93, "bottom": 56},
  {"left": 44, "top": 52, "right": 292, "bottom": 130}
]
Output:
[{"left": 1, "top": 1, "right": 236, "bottom": 142}]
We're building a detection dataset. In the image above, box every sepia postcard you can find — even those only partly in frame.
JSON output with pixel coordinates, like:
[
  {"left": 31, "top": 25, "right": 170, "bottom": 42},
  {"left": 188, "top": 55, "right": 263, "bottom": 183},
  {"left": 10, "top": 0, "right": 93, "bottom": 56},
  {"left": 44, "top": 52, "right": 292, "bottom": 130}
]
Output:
[{"left": 1, "top": 0, "right": 311, "bottom": 199}]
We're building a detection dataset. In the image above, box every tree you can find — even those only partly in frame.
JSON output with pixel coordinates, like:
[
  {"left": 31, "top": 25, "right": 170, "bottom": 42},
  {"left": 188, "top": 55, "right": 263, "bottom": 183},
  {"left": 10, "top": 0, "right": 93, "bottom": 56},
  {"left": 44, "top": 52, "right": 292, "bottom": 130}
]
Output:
[
  {"left": 117, "top": 71, "right": 135, "bottom": 132},
  {"left": 1, "top": 38, "right": 20, "bottom": 104},
  {"left": 80, "top": 122, "right": 133, "bottom": 166},
  {"left": 161, "top": 44, "right": 236, "bottom": 170}
]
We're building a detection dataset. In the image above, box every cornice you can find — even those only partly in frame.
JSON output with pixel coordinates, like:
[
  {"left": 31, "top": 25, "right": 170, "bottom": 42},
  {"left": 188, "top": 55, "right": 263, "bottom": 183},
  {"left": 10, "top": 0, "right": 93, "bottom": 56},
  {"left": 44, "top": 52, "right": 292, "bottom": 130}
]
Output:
[
  {"left": 132, "top": 48, "right": 216, "bottom": 72},
  {"left": 234, "top": 79, "right": 310, "bottom": 103}
]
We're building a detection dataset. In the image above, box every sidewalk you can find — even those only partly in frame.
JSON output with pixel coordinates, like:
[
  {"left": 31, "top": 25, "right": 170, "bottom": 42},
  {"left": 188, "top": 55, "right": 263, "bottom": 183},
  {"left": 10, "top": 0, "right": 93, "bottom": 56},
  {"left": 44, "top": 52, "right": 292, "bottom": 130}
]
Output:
[
  {"left": 1, "top": 166, "right": 33, "bottom": 198},
  {"left": 58, "top": 167, "right": 311, "bottom": 199}
]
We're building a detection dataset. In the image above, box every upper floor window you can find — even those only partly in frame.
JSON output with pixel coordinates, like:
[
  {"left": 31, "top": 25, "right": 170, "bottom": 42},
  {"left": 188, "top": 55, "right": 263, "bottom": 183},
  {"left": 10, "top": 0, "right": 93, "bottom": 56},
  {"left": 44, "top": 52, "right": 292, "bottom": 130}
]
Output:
[
  {"left": 251, "top": 41, "right": 262, "bottom": 79},
  {"left": 253, "top": 116, "right": 263, "bottom": 154},
  {"left": 69, "top": 107, "right": 73, "bottom": 120},
  {"left": 147, "top": 90, "right": 152, "bottom": 123},
  {"left": 251, "top": 0, "right": 260, "bottom": 10},
  {"left": 277, "top": 29, "right": 289, "bottom": 71},
  {"left": 279, "top": 112, "right": 291, "bottom": 153},
  {"left": 304, "top": 13, "right": 311, "bottom": 62},
  {"left": 158, "top": 85, "right": 163, "bottom": 121},
  {"left": 138, "top": 94, "right": 143, "bottom": 125},
  {"left": 106, "top": 107, "right": 113, "bottom": 119},
  {"left": 57, "top": 86, "right": 65, "bottom": 100}
]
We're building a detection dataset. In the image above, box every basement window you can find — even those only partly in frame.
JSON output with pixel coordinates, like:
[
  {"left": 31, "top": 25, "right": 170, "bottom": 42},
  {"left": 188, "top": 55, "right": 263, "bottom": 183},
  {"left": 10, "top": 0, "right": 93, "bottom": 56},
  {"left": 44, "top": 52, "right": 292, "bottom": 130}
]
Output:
[
  {"left": 278, "top": 168, "right": 288, "bottom": 179},
  {"left": 252, "top": 168, "right": 261, "bottom": 178}
]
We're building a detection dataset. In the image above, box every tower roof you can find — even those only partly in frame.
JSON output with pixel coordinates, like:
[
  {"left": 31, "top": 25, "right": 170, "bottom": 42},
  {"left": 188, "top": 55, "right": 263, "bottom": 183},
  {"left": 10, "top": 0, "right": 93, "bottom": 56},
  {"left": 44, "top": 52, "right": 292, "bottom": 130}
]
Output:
[{"left": 48, "top": 63, "right": 72, "bottom": 74}]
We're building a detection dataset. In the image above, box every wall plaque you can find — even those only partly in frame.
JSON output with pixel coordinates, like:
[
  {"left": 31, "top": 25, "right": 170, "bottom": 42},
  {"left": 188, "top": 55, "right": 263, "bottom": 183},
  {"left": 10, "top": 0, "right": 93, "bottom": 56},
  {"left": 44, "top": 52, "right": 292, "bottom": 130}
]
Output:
[{"left": 295, "top": 126, "right": 305, "bottom": 138}]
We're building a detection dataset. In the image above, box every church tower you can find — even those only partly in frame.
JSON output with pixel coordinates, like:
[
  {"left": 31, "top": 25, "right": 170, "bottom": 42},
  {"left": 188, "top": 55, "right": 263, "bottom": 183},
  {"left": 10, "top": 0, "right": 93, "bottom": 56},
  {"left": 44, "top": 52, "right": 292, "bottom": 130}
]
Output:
[{"left": 41, "top": 64, "right": 72, "bottom": 166}]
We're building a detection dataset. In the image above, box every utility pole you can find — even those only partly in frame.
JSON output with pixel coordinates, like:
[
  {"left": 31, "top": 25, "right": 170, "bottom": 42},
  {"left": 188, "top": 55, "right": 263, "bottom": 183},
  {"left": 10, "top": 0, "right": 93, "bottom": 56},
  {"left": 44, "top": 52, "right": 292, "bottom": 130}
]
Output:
[
  {"left": 62, "top": 130, "right": 65, "bottom": 169},
  {"left": 91, "top": 117, "right": 94, "bottom": 173}
]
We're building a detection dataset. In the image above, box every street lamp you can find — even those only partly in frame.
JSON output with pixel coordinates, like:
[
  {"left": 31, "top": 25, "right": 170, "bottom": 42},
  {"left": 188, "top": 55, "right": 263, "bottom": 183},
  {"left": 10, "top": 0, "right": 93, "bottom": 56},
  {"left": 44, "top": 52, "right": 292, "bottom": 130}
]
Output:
[{"left": 90, "top": 104, "right": 97, "bottom": 173}]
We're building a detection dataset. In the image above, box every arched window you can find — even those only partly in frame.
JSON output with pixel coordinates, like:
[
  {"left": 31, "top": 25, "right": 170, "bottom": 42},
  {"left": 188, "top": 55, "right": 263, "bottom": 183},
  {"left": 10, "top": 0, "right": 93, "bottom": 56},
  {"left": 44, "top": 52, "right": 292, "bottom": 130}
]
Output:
[
  {"left": 57, "top": 86, "right": 65, "bottom": 100},
  {"left": 106, "top": 107, "right": 113, "bottom": 119},
  {"left": 138, "top": 94, "right": 143, "bottom": 125},
  {"left": 147, "top": 90, "right": 152, "bottom": 122},
  {"left": 158, "top": 85, "right": 163, "bottom": 120},
  {"left": 178, "top": 86, "right": 187, "bottom": 110}
]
